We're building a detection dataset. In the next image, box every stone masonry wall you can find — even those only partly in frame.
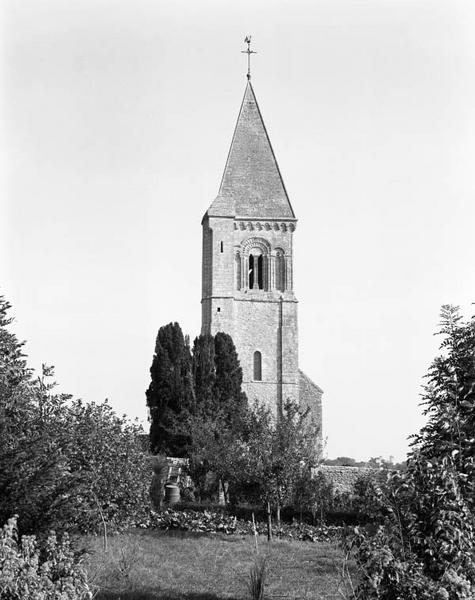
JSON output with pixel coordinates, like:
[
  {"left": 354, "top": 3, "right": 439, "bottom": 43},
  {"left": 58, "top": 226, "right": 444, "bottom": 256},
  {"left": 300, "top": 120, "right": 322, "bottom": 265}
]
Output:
[
  {"left": 317, "top": 465, "right": 386, "bottom": 494},
  {"left": 202, "top": 215, "right": 300, "bottom": 417}
]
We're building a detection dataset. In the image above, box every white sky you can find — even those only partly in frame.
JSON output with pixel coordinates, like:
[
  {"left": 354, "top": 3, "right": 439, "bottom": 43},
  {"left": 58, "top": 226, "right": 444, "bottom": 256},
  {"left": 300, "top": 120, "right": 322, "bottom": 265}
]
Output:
[{"left": 1, "top": 0, "right": 474, "bottom": 462}]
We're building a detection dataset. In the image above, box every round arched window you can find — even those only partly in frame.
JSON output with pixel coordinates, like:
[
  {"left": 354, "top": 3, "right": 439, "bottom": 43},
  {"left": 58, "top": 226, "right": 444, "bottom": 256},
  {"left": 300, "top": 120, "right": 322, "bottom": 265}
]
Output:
[
  {"left": 253, "top": 351, "right": 262, "bottom": 381},
  {"left": 249, "top": 249, "right": 264, "bottom": 290}
]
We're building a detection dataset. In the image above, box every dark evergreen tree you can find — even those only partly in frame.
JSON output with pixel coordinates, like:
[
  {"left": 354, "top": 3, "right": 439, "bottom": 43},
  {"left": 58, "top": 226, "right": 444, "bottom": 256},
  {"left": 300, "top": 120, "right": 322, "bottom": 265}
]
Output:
[
  {"left": 190, "top": 331, "right": 247, "bottom": 421},
  {"left": 213, "top": 332, "right": 247, "bottom": 422},
  {"left": 191, "top": 334, "right": 216, "bottom": 417},
  {"left": 146, "top": 322, "right": 194, "bottom": 456}
]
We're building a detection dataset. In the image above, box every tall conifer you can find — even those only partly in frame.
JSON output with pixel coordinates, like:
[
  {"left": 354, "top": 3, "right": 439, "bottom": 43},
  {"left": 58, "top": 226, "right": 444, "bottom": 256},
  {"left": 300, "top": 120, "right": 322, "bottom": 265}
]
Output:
[
  {"left": 213, "top": 332, "right": 247, "bottom": 422},
  {"left": 146, "top": 322, "right": 194, "bottom": 455},
  {"left": 192, "top": 334, "right": 216, "bottom": 417}
]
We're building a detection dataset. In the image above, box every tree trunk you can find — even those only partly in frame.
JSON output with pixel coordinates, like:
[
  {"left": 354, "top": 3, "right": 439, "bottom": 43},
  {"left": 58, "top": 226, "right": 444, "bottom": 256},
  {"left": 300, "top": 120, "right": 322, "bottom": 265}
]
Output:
[
  {"left": 276, "top": 502, "right": 281, "bottom": 528},
  {"left": 267, "top": 501, "right": 273, "bottom": 542},
  {"left": 222, "top": 479, "right": 229, "bottom": 505}
]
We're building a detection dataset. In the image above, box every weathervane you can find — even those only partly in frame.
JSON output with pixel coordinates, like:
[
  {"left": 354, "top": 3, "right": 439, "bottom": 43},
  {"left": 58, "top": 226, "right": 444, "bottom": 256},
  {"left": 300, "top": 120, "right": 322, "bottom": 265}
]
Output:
[{"left": 241, "top": 36, "right": 256, "bottom": 80}]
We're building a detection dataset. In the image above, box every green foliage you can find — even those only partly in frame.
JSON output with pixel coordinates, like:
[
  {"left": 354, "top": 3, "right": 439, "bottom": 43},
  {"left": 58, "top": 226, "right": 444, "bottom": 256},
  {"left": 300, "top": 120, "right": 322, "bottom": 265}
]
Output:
[
  {"left": 231, "top": 400, "right": 319, "bottom": 511},
  {"left": 293, "top": 471, "right": 334, "bottom": 523},
  {"left": 64, "top": 399, "right": 150, "bottom": 533},
  {"left": 147, "top": 508, "right": 343, "bottom": 541},
  {"left": 0, "top": 296, "right": 150, "bottom": 535},
  {"left": 213, "top": 331, "right": 247, "bottom": 422},
  {"left": 351, "top": 473, "right": 384, "bottom": 520},
  {"left": 146, "top": 322, "right": 194, "bottom": 456},
  {"left": 145, "top": 325, "right": 319, "bottom": 513},
  {"left": 191, "top": 333, "right": 216, "bottom": 417},
  {"left": 146, "top": 326, "right": 250, "bottom": 503},
  {"left": 0, "top": 515, "right": 91, "bottom": 600},
  {"left": 349, "top": 306, "right": 475, "bottom": 599},
  {"left": 247, "top": 557, "right": 266, "bottom": 600},
  {"left": 191, "top": 331, "right": 247, "bottom": 421},
  {"left": 411, "top": 304, "right": 475, "bottom": 508},
  {"left": 185, "top": 333, "right": 249, "bottom": 501}
]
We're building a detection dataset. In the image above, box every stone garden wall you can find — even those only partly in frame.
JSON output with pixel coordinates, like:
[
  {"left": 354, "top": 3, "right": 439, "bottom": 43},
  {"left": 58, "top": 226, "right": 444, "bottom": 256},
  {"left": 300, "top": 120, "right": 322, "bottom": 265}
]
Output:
[{"left": 317, "top": 465, "right": 386, "bottom": 494}]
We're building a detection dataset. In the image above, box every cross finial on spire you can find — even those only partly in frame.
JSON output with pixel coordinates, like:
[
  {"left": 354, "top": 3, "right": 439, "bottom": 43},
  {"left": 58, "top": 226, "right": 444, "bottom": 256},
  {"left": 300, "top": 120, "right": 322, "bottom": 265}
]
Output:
[{"left": 241, "top": 36, "right": 256, "bottom": 80}]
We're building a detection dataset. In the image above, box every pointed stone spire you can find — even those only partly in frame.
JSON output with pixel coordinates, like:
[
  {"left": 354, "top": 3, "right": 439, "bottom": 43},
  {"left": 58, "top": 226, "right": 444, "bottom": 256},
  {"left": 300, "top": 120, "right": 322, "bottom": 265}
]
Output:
[{"left": 206, "top": 81, "right": 295, "bottom": 220}]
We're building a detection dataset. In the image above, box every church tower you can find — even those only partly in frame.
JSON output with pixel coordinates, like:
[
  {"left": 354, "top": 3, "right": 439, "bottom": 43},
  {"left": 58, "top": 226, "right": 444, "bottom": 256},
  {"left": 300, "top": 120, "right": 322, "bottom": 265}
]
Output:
[{"left": 201, "top": 69, "right": 322, "bottom": 428}]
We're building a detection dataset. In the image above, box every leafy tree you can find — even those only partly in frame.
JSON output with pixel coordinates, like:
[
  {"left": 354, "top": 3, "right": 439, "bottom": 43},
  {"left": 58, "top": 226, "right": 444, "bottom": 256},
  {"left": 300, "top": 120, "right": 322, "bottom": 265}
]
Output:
[
  {"left": 64, "top": 398, "right": 150, "bottom": 535},
  {"left": 0, "top": 296, "right": 150, "bottom": 536},
  {"left": 411, "top": 304, "right": 475, "bottom": 507},
  {"left": 146, "top": 322, "right": 194, "bottom": 456},
  {"left": 293, "top": 471, "right": 334, "bottom": 524},
  {"left": 237, "top": 400, "right": 320, "bottom": 528},
  {"left": 0, "top": 295, "right": 75, "bottom": 534},
  {"left": 350, "top": 306, "right": 475, "bottom": 599},
  {"left": 185, "top": 412, "right": 246, "bottom": 503}
]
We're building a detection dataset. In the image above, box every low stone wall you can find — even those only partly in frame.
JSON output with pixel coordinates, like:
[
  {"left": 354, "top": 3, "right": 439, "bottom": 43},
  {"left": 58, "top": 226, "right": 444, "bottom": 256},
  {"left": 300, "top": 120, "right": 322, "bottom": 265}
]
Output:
[{"left": 317, "top": 465, "right": 385, "bottom": 494}]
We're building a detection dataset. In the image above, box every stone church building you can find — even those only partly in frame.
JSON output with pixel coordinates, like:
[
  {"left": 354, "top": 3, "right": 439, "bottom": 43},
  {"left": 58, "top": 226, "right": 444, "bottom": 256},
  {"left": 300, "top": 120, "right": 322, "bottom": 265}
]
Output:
[{"left": 201, "top": 77, "right": 322, "bottom": 433}]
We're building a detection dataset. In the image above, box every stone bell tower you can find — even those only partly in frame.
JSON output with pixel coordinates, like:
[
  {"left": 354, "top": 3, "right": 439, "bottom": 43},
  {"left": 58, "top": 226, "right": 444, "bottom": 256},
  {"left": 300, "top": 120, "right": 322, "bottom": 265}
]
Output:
[{"left": 201, "top": 75, "right": 322, "bottom": 429}]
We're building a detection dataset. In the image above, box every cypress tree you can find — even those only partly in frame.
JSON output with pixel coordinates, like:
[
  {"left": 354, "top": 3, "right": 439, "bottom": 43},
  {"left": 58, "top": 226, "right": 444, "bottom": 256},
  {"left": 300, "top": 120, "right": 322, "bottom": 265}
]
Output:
[
  {"left": 146, "top": 322, "right": 194, "bottom": 456},
  {"left": 191, "top": 334, "right": 216, "bottom": 417},
  {"left": 213, "top": 332, "right": 247, "bottom": 422}
]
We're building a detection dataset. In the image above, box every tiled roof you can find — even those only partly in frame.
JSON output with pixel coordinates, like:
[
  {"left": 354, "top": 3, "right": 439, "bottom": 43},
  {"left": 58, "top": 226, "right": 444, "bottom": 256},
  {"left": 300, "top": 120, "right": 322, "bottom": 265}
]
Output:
[
  {"left": 206, "top": 81, "right": 295, "bottom": 220},
  {"left": 299, "top": 369, "right": 324, "bottom": 398}
]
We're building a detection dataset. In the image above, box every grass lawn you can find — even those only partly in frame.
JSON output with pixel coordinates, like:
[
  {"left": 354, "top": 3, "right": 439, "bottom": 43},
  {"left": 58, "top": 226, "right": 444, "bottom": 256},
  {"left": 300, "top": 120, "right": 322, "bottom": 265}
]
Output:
[{"left": 82, "top": 529, "right": 353, "bottom": 600}]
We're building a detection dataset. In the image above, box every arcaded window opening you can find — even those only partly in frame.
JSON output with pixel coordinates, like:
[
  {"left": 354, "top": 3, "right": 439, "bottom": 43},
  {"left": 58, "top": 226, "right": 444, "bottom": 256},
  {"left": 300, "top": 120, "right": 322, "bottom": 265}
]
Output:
[
  {"left": 253, "top": 351, "right": 262, "bottom": 381},
  {"left": 249, "top": 253, "right": 264, "bottom": 290},
  {"left": 241, "top": 238, "right": 272, "bottom": 292}
]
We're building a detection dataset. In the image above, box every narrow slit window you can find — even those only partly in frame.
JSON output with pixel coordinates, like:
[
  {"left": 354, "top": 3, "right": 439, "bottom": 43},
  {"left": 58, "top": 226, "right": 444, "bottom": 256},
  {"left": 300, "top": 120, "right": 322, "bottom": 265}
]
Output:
[
  {"left": 253, "top": 351, "right": 262, "bottom": 381},
  {"left": 220, "top": 241, "right": 224, "bottom": 253}
]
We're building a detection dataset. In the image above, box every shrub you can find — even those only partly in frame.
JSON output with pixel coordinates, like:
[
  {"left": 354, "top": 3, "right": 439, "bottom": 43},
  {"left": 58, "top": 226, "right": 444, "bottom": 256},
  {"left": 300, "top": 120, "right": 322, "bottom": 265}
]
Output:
[
  {"left": 293, "top": 471, "right": 334, "bottom": 524},
  {"left": 0, "top": 515, "right": 92, "bottom": 599},
  {"left": 247, "top": 557, "right": 266, "bottom": 600},
  {"left": 0, "top": 296, "right": 151, "bottom": 536},
  {"left": 348, "top": 307, "right": 475, "bottom": 599}
]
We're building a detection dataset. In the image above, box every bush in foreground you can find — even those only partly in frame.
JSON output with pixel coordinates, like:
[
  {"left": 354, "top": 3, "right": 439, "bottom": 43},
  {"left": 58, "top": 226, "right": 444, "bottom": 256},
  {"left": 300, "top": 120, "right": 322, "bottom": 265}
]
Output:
[
  {"left": 349, "top": 306, "right": 475, "bottom": 599},
  {"left": 0, "top": 515, "right": 91, "bottom": 600}
]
